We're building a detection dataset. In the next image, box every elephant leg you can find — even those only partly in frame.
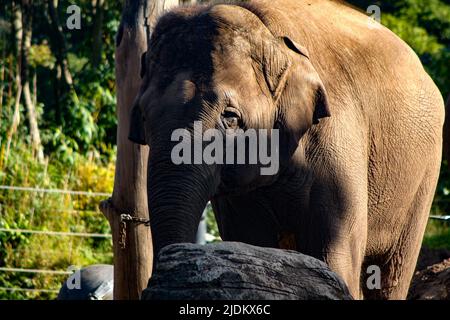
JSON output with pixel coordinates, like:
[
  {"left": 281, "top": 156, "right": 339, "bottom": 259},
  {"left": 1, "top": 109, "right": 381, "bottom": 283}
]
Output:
[
  {"left": 311, "top": 221, "right": 367, "bottom": 300},
  {"left": 299, "top": 181, "right": 368, "bottom": 300},
  {"left": 298, "top": 122, "right": 369, "bottom": 299},
  {"left": 324, "top": 242, "right": 366, "bottom": 300},
  {"left": 363, "top": 170, "right": 437, "bottom": 300}
]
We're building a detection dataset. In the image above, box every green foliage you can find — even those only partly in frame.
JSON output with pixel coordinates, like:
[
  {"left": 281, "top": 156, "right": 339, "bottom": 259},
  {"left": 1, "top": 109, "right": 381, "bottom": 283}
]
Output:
[
  {"left": 428, "top": 162, "right": 450, "bottom": 247},
  {"left": 29, "top": 43, "right": 56, "bottom": 69},
  {"left": 348, "top": 0, "right": 450, "bottom": 98},
  {"left": 382, "top": 3, "right": 450, "bottom": 98},
  {"left": 0, "top": 0, "right": 449, "bottom": 300},
  {"left": 0, "top": 0, "right": 120, "bottom": 299},
  {"left": 0, "top": 1, "right": 121, "bottom": 162},
  {"left": 383, "top": 14, "right": 444, "bottom": 55},
  {"left": 0, "top": 142, "right": 114, "bottom": 299},
  {"left": 205, "top": 203, "right": 221, "bottom": 243},
  {"left": 423, "top": 220, "right": 450, "bottom": 249}
]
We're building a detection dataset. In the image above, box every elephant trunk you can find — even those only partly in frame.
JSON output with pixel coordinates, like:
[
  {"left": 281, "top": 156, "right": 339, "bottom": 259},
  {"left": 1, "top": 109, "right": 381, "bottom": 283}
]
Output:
[{"left": 148, "top": 160, "right": 218, "bottom": 262}]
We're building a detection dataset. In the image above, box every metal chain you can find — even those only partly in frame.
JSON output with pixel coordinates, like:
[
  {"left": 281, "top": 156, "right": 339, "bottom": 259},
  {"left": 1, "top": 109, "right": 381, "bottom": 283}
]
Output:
[
  {"left": 119, "top": 214, "right": 151, "bottom": 250},
  {"left": 119, "top": 218, "right": 127, "bottom": 250}
]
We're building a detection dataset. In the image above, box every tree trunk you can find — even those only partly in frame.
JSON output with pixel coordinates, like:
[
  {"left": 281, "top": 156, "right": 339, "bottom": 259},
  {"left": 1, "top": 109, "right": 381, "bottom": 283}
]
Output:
[
  {"left": 23, "top": 83, "right": 44, "bottom": 161},
  {"left": 22, "top": 0, "right": 44, "bottom": 162},
  {"left": 91, "top": 0, "right": 105, "bottom": 67},
  {"left": 0, "top": 32, "right": 5, "bottom": 116},
  {"left": 6, "top": 56, "right": 14, "bottom": 114},
  {"left": 47, "top": 0, "right": 78, "bottom": 121},
  {"left": 32, "top": 70, "right": 37, "bottom": 108},
  {"left": 47, "top": 0, "right": 74, "bottom": 87},
  {"left": 3, "top": 0, "right": 23, "bottom": 168},
  {"left": 99, "top": 0, "right": 179, "bottom": 300},
  {"left": 3, "top": 84, "right": 21, "bottom": 168}
]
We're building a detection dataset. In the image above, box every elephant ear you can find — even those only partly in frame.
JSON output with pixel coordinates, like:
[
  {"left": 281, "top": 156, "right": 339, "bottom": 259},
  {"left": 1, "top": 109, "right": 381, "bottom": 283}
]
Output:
[
  {"left": 128, "top": 103, "right": 147, "bottom": 145},
  {"left": 264, "top": 36, "right": 330, "bottom": 156}
]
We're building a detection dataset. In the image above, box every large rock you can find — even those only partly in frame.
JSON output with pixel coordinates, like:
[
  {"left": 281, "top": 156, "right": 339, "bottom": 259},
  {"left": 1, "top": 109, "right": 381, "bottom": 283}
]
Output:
[
  {"left": 408, "top": 258, "right": 450, "bottom": 300},
  {"left": 415, "top": 246, "right": 450, "bottom": 271},
  {"left": 142, "top": 242, "right": 353, "bottom": 300},
  {"left": 57, "top": 264, "right": 113, "bottom": 300}
]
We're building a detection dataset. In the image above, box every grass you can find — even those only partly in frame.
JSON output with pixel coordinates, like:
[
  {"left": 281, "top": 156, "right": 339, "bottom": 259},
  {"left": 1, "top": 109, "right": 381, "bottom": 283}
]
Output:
[
  {"left": 423, "top": 219, "right": 450, "bottom": 249},
  {"left": 0, "top": 142, "right": 114, "bottom": 299}
]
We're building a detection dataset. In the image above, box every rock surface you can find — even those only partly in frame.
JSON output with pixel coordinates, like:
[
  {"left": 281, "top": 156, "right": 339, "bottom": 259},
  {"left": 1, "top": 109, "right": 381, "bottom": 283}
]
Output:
[
  {"left": 415, "top": 246, "right": 450, "bottom": 272},
  {"left": 408, "top": 258, "right": 450, "bottom": 300},
  {"left": 58, "top": 264, "right": 113, "bottom": 300},
  {"left": 142, "top": 242, "right": 353, "bottom": 300},
  {"left": 57, "top": 264, "right": 114, "bottom": 300}
]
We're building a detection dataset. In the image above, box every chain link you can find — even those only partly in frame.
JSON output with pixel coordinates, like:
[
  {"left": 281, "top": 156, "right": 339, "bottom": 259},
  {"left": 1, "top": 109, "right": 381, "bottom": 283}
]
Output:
[{"left": 118, "top": 214, "right": 150, "bottom": 250}]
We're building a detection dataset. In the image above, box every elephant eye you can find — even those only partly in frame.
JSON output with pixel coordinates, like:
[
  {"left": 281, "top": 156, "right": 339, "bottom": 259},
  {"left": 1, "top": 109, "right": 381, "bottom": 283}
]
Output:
[{"left": 222, "top": 110, "right": 241, "bottom": 130}]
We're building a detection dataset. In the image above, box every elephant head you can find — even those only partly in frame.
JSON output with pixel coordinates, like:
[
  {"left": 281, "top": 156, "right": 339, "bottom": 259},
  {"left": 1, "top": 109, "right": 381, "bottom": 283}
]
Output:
[{"left": 128, "top": 5, "right": 330, "bottom": 260}]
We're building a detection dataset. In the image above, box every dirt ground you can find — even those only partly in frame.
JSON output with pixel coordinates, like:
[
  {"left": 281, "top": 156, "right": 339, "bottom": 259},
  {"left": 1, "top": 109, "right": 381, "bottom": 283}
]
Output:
[{"left": 407, "top": 247, "right": 450, "bottom": 300}]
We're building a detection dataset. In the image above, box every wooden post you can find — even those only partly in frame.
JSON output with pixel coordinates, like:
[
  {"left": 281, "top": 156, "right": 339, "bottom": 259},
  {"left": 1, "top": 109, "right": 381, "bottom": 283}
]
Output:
[{"left": 100, "top": 0, "right": 178, "bottom": 300}]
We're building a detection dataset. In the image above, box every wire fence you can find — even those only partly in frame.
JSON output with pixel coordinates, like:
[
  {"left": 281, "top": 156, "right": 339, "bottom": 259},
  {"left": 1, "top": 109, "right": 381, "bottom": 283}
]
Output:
[
  {"left": 0, "top": 185, "right": 112, "bottom": 297},
  {"left": 0, "top": 287, "right": 60, "bottom": 293},
  {"left": 1, "top": 184, "right": 446, "bottom": 297},
  {"left": 0, "top": 185, "right": 110, "bottom": 197},
  {"left": 0, "top": 227, "right": 112, "bottom": 238},
  {"left": 0, "top": 267, "right": 72, "bottom": 275}
]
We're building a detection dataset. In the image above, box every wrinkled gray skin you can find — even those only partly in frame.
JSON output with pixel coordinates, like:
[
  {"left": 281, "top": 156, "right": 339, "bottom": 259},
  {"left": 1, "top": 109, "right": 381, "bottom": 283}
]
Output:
[{"left": 129, "top": 0, "right": 444, "bottom": 299}]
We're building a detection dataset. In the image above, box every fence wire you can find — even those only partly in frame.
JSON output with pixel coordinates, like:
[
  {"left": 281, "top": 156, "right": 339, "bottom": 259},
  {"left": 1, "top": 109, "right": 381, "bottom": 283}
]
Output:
[
  {"left": 0, "top": 185, "right": 110, "bottom": 197},
  {"left": 0, "top": 227, "right": 111, "bottom": 238},
  {"left": 0, "top": 185, "right": 111, "bottom": 296},
  {"left": 0, "top": 287, "right": 60, "bottom": 293},
  {"left": 0, "top": 267, "right": 71, "bottom": 275}
]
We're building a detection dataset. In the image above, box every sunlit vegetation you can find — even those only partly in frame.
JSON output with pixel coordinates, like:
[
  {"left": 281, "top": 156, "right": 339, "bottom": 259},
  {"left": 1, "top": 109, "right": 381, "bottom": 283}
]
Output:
[{"left": 0, "top": 0, "right": 449, "bottom": 299}]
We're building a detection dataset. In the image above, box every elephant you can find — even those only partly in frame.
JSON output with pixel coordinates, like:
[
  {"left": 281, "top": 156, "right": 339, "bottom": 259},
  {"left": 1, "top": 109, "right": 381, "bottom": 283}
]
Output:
[{"left": 128, "top": 0, "right": 445, "bottom": 299}]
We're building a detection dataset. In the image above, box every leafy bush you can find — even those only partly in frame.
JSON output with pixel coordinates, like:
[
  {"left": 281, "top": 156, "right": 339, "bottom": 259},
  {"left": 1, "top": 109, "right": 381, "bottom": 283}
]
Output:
[{"left": 0, "top": 142, "right": 114, "bottom": 299}]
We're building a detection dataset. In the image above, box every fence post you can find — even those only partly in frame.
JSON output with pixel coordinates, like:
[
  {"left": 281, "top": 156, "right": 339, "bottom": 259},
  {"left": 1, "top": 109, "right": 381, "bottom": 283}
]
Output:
[{"left": 99, "top": 0, "right": 179, "bottom": 300}]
